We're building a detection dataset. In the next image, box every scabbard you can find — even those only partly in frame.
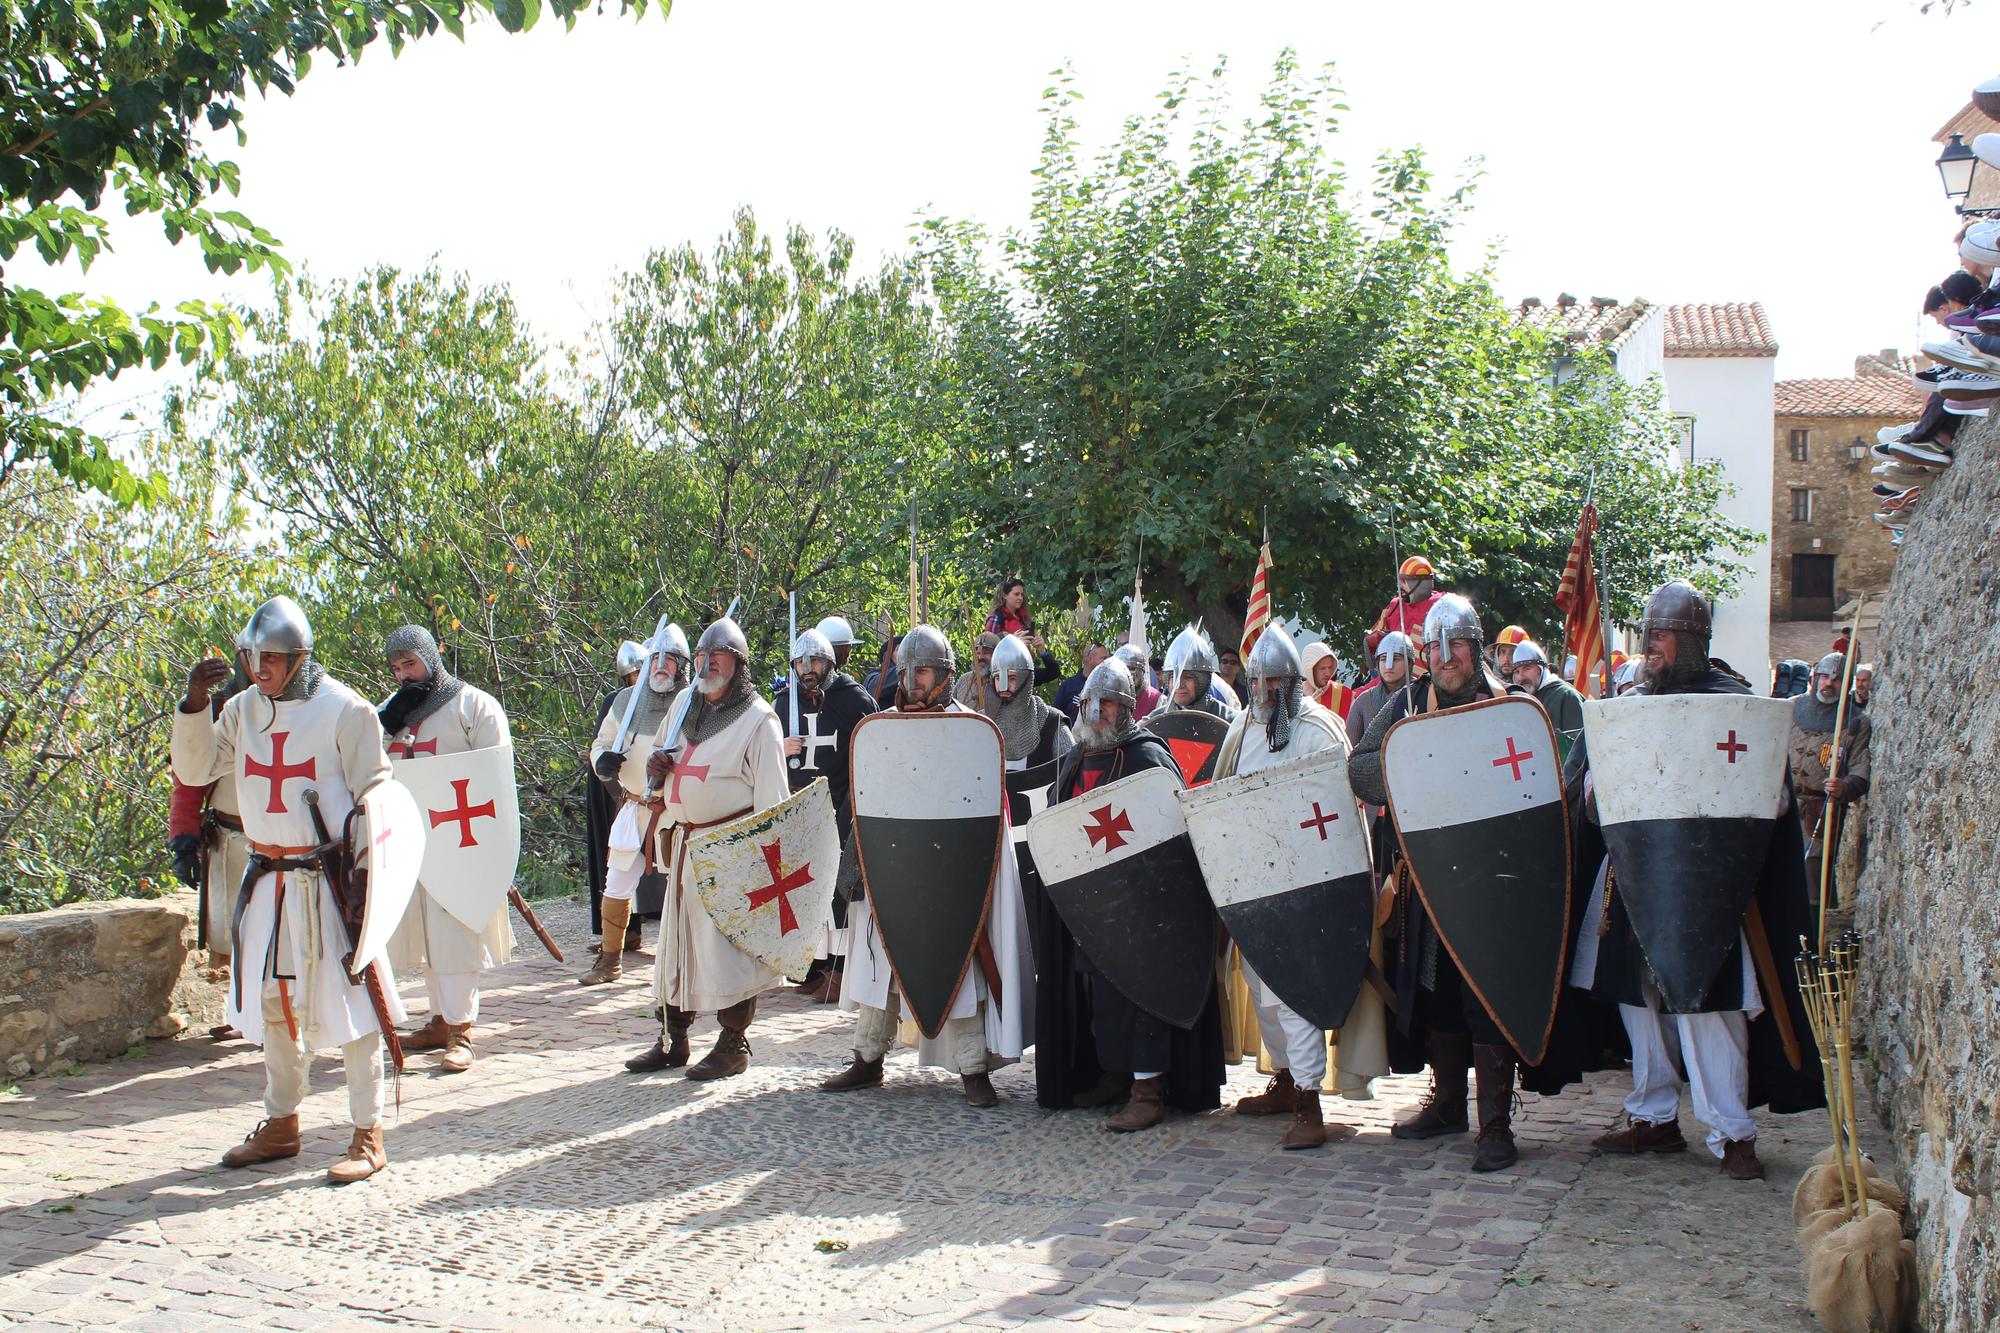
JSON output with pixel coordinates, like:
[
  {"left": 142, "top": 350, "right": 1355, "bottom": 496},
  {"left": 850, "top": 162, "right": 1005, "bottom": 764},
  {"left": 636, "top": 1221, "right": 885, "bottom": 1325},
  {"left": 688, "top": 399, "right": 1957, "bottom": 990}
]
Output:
[
  {"left": 355, "top": 959, "right": 405, "bottom": 1075},
  {"left": 1742, "top": 900, "right": 1802, "bottom": 1071},
  {"left": 509, "top": 887, "right": 565, "bottom": 963},
  {"left": 973, "top": 929, "right": 1004, "bottom": 1008}
]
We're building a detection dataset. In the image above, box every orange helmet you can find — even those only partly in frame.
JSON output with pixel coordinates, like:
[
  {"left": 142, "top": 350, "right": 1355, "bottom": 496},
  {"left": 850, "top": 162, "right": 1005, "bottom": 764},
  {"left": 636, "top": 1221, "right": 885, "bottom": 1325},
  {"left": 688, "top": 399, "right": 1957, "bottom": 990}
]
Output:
[
  {"left": 1399, "top": 555, "right": 1435, "bottom": 579},
  {"left": 1495, "top": 625, "right": 1529, "bottom": 648}
]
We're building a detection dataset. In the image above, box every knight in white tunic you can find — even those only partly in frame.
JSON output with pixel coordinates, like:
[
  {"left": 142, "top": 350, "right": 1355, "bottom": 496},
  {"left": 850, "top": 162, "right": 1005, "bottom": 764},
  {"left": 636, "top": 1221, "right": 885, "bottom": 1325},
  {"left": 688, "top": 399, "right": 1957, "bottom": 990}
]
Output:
[
  {"left": 627, "top": 618, "right": 790, "bottom": 1079},
  {"left": 820, "top": 625, "right": 1037, "bottom": 1108},
  {"left": 171, "top": 596, "right": 407, "bottom": 1185},
  {"left": 377, "top": 625, "right": 516, "bottom": 1074}
]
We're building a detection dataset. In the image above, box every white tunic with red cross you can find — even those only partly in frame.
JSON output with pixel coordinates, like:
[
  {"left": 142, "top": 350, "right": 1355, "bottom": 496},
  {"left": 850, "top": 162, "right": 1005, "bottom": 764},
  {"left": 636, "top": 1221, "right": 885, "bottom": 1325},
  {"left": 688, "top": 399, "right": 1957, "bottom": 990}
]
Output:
[
  {"left": 385, "top": 684, "right": 517, "bottom": 976},
  {"left": 170, "top": 675, "right": 408, "bottom": 1049}
]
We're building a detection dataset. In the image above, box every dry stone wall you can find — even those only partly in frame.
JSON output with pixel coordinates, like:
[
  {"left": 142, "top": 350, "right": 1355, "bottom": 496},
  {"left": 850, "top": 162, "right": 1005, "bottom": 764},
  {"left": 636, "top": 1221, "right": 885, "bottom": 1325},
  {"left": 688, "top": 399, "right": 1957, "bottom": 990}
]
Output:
[
  {"left": 0, "top": 891, "right": 222, "bottom": 1077},
  {"left": 1858, "top": 413, "right": 1999, "bottom": 1331}
]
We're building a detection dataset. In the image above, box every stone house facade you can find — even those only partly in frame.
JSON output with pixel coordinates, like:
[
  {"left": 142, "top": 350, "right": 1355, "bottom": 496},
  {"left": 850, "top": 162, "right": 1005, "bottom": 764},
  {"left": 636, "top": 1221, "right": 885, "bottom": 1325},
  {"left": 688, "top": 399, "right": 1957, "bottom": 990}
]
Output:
[{"left": 1769, "top": 364, "right": 1924, "bottom": 621}]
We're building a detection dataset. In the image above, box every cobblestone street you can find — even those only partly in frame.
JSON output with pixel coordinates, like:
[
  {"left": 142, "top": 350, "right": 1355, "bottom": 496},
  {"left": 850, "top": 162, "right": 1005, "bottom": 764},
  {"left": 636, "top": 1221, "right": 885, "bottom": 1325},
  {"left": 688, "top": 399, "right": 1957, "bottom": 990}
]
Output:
[{"left": 0, "top": 902, "right": 1831, "bottom": 1332}]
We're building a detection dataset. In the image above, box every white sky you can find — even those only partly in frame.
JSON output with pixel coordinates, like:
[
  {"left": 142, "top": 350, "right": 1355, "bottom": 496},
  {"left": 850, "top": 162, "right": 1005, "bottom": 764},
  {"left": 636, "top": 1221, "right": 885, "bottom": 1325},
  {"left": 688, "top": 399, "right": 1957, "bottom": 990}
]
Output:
[{"left": 41, "top": 0, "right": 2000, "bottom": 422}]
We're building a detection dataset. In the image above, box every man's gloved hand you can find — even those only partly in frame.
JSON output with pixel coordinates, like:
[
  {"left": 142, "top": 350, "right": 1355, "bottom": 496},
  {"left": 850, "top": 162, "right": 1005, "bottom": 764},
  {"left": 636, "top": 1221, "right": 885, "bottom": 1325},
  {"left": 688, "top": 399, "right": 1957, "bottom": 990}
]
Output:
[
  {"left": 593, "top": 750, "right": 625, "bottom": 780},
  {"left": 169, "top": 834, "right": 202, "bottom": 887},
  {"left": 377, "top": 682, "right": 430, "bottom": 738},
  {"left": 646, "top": 748, "right": 675, "bottom": 785}
]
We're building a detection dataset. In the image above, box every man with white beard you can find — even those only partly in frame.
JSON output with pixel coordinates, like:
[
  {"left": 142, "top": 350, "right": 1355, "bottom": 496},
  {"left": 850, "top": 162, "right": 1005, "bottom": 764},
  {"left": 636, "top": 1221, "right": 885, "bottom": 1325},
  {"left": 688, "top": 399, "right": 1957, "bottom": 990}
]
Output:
[{"left": 581, "top": 625, "right": 690, "bottom": 986}]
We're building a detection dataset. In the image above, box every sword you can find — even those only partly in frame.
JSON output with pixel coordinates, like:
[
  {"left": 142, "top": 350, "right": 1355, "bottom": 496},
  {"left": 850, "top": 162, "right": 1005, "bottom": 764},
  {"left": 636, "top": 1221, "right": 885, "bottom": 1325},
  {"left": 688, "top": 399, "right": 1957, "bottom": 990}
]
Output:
[
  {"left": 1742, "top": 899, "right": 1802, "bottom": 1072},
  {"left": 611, "top": 613, "right": 673, "bottom": 755},
  {"left": 642, "top": 687, "right": 698, "bottom": 802},
  {"left": 508, "top": 885, "right": 565, "bottom": 963},
  {"left": 787, "top": 591, "right": 803, "bottom": 771},
  {"left": 302, "top": 790, "right": 405, "bottom": 1075}
]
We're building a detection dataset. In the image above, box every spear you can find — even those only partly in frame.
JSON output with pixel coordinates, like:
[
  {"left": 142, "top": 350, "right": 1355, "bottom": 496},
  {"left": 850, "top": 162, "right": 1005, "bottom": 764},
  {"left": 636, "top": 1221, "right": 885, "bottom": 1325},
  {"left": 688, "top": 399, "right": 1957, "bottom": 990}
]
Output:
[{"left": 1814, "top": 596, "right": 1866, "bottom": 947}]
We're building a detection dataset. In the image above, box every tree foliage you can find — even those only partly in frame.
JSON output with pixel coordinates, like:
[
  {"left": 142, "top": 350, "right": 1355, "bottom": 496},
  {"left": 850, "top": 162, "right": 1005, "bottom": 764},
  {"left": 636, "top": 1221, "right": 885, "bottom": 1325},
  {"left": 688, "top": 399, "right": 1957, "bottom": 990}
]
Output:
[
  {"left": 0, "top": 0, "right": 660, "bottom": 502},
  {"left": 922, "top": 56, "right": 1753, "bottom": 659}
]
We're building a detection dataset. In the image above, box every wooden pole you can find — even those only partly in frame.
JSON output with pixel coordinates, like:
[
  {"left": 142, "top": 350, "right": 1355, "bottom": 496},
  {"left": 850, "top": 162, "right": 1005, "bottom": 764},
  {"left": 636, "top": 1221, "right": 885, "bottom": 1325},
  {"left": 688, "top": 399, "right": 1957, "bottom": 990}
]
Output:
[{"left": 1815, "top": 596, "right": 1866, "bottom": 946}]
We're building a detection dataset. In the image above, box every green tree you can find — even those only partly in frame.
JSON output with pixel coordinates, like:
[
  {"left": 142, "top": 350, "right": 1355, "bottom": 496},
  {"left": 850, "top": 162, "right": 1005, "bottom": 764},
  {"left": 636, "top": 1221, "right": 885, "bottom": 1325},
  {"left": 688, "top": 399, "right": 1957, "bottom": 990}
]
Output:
[
  {"left": 921, "top": 56, "right": 1751, "bottom": 661},
  {"left": 0, "top": 0, "right": 660, "bottom": 503}
]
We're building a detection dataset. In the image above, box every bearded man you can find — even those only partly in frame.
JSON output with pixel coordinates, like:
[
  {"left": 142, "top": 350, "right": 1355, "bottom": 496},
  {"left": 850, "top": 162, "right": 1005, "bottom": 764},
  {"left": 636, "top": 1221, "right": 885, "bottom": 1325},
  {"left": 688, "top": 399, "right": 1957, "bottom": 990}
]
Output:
[
  {"left": 626, "top": 618, "right": 790, "bottom": 1078},
  {"left": 1789, "top": 653, "right": 1871, "bottom": 917},
  {"left": 378, "top": 625, "right": 516, "bottom": 1074},
  {"left": 975, "top": 633, "right": 1073, "bottom": 769},
  {"left": 1349, "top": 595, "right": 1587, "bottom": 1174},
  {"left": 1346, "top": 632, "right": 1412, "bottom": 751},
  {"left": 820, "top": 625, "right": 1036, "bottom": 1107},
  {"left": 1031, "top": 660, "right": 1225, "bottom": 1129},
  {"left": 581, "top": 626, "right": 691, "bottom": 986},
  {"left": 773, "top": 624, "right": 877, "bottom": 1001},
  {"left": 172, "top": 597, "right": 406, "bottom": 1183},
  {"left": 1149, "top": 623, "right": 1237, "bottom": 721},
  {"left": 1212, "top": 622, "right": 1387, "bottom": 1150},
  {"left": 1369, "top": 555, "right": 1444, "bottom": 650},
  {"left": 1509, "top": 641, "right": 1585, "bottom": 765}
]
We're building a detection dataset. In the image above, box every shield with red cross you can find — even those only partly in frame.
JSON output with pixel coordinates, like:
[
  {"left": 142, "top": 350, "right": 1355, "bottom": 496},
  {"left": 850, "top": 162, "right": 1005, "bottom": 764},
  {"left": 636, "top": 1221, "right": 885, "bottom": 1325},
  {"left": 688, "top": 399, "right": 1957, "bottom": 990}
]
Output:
[
  {"left": 389, "top": 745, "right": 521, "bottom": 930},
  {"left": 1581, "top": 693, "right": 1793, "bottom": 1011},
  {"left": 1381, "top": 695, "right": 1570, "bottom": 1064},
  {"left": 1179, "top": 747, "right": 1376, "bottom": 1030},
  {"left": 685, "top": 777, "right": 839, "bottom": 978},
  {"left": 1144, "top": 709, "right": 1230, "bottom": 787},
  {"left": 1025, "top": 765, "right": 1216, "bottom": 1029},
  {"left": 345, "top": 778, "right": 425, "bottom": 975}
]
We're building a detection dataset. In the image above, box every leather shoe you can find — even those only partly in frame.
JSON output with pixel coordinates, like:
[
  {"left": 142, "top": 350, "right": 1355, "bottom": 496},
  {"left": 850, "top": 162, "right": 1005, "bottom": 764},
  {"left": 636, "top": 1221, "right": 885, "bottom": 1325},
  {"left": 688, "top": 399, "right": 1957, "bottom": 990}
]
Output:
[
  {"left": 961, "top": 1072, "right": 997, "bottom": 1108},
  {"left": 1592, "top": 1117, "right": 1687, "bottom": 1155}
]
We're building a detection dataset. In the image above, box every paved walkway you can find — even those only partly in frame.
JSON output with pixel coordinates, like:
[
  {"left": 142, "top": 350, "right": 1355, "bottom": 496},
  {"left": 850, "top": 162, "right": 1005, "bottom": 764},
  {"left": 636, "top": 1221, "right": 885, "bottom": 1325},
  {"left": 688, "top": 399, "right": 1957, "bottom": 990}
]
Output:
[{"left": 0, "top": 901, "right": 1830, "bottom": 1332}]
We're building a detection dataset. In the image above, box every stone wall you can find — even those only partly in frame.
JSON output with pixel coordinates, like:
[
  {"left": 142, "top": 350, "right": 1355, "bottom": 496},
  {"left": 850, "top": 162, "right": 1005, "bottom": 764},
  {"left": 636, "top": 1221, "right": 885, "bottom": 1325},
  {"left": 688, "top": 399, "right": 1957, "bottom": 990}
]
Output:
[
  {"left": 1769, "top": 411, "right": 1905, "bottom": 620},
  {"left": 0, "top": 892, "right": 223, "bottom": 1078},
  {"left": 1858, "top": 413, "right": 1998, "bottom": 1331}
]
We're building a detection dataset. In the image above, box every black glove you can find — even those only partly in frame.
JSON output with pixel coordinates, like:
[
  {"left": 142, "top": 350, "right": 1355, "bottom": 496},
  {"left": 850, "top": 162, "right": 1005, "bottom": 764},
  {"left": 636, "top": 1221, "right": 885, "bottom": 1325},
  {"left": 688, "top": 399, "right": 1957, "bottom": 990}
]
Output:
[
  {"left": 168, "top": 834, "right": 201, "bottom": 888},
  {"left": 594, "top": 750, "right": 626, "bottom": 780},
  {"left": 377, "top": 682, "right": 430, "bottom": 738}
]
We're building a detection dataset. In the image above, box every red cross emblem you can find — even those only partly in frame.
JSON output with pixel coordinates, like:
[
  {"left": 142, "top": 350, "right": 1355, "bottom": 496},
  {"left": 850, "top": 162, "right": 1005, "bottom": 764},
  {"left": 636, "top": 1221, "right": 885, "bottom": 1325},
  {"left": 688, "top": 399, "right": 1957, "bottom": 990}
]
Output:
[
  {"left": 391, "top": 735, "right": 438, "bottom": 760},
  {"left": 1715, "top": 730, "right": 1747, "bottom": 764},
  {"left": 668, "top": 741, "right": 711, "bottom": 804},
  {"left": 1299, "top": 801, "right": 1341, "bottom": 840},
  {"left": 1490, "top": 736, "right": 1536, "bottom": 782},
  {"left": 244, "top": 732, "right": 317, "bottom": 814},
  {"left": 428, "top": 778, "right": 498, "bottom": 848},
  {"left": 1084, "top": 805, "right": 1134, "bottom": 852},
  {"left": 746, "top": 840, "right": 813, "bottom": 935}
]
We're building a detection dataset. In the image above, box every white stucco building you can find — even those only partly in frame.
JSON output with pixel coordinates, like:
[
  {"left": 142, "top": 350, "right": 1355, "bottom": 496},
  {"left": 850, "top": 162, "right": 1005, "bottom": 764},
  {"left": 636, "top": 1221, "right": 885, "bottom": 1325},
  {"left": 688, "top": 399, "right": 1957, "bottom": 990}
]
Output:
[{"left": 1515, "top": 295, "right": 1776, "bottom": 674}]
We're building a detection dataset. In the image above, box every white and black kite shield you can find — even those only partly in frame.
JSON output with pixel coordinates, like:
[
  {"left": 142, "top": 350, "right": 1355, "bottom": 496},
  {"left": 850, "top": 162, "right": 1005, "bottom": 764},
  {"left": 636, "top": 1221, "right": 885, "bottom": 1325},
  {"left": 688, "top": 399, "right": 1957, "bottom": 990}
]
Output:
[
  {"left": 850, "top": 711, "right": 1005, "bottom": 1038},
  {"left": 1026, "top": 766, "right": 1215, "bottom": 1029},
  {"left": 686, "top": 777, "right": 840, "bottom": 979},
  {"left": 1382, "top": 696, "right": 1570, "bottom": 1063},
  {"left": 1007, "top": 756, "right": 1060, "bottom": 894},
  {"left": 1583, "top": 694, "right": 1793, "bottom": 1011},
  {"left": 391, "top": 745, "right": 521, "bottom": 930},
  {"left": 1146, "top": 709, "right": 1230, "bottom": 787},
  {"left": 345, "top": 778, "right": 424, "bottom": 975},
  {"left": 1180, "top": 748, "right": 1374, "bottom": 1030}
]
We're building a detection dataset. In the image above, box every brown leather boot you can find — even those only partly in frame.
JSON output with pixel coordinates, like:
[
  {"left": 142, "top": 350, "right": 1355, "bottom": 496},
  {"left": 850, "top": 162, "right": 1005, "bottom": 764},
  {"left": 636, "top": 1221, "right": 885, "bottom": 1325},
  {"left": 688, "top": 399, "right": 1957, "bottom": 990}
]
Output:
[
  {"left": 402, "top": 1014, "right": 450, "bottom": 1052},
  {"left": 1392, "top": 1032, "right": 1471, "bottom": 1139},
  {"left": 961, "top": 1072, "right": 998, "bottom": 1108},
  {"left": 1719, "top": 1138, "right": 1765, "bottom": 1180},
  {"left": 1593, "top": 1117, "right": 1687, "bottom": 1155},
  {"left": 220, "top": 1115, "right": 301, "bottom": 1168},
  {"left": 819, "top": 1053, "right": 885, "bottom": 1091},
  {"left": 1470, "top": 1044, "right": 1519, "bottom": 1173},
  {"left": 1281, "top": 1089, "right": 1328, "bottom": 1150},
  {"left": 816, "top": 963, "right": 844, "bottom": 1005},
  {"left": 1106, "top": 1076, "right": 1165, "bottom": 1132},
  {"left": 325, "top": 1126, "right": 387, "bottom": 1184},
  {"left": 437, "top": 1022, "right": 474, "bottom": 1074},
  {"left": 686, "top": 1000, "right": 754, "bottom": 1081},
  {"left": 1075, "top": 1070, "right": 1132, "bottom": 1109},
  {"left": 625, "top": 1008, "right": 692, "bottom": 1073},
  {"left": 580, "top": 899, "right": 630, "bottom": 986},
  {"left": 1233, "top": 1068, "right": 1298, "bottom": 1116}
]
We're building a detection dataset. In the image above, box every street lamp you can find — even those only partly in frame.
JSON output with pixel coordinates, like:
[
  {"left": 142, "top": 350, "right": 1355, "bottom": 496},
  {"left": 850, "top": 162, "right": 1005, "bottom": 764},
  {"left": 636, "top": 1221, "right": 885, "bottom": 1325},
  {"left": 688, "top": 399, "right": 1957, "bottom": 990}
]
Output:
[
  {"left": 1938, "top": 132, "right": 1979, "bottom": 211},
  {"left": 1847, "top": 437, "right": 1869, "bottom": 469}
]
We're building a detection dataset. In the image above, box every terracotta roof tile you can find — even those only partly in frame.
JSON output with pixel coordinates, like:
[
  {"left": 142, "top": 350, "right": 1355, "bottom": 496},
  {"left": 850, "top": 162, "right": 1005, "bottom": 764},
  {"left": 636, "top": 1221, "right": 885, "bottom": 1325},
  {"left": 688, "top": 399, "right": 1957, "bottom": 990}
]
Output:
[
  {"left": 1514, "top": 294, "right": 1653, "bottom": 351},
  {"left": 1773, "top": 377, "right": 1926, "bottom": 418},
  {"left": 1663, "top": 302, "right": 1777, "bottom": 358}
]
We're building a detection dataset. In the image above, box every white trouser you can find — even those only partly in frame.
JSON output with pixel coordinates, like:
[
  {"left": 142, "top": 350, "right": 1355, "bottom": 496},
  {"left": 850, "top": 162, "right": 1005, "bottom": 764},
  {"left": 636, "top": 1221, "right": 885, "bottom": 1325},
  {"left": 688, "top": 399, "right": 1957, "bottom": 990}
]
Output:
[
  {"left": 854, "top": 994, "right": 989, "bottom": 1074},
  {"left": 425, "top": 970, "right": 479, "bottom": 1024},
  {"left": 1242, "top": 959, "right": 1327, "bottom": 1087},
  {"left": 604, "top": 856, "right": 643, "bottom": 904},
  {"left": 261, "top": 993, "right": 385, "bottom": 1128},
  {"left": 1618, "top": 998, "right": 1755, "bottom": 1157}
]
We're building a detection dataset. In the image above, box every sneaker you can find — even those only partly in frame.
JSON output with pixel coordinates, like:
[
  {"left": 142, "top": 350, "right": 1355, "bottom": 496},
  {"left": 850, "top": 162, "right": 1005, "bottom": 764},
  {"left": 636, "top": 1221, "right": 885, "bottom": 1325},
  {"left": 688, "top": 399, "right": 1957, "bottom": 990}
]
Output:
[
  {"left": 1923, "top": 340, "right": 2000, "bottom": 374},
  {"left": 1977, "top": 309, "right": 2000, "bottom": 336},
  {"left": 1887, "top": 439, "right": 1954, "bottom": 467},
  {"left": 1889, "top": 528, "right": 1905, "bottom": 547},
  {"left": 1873, "top": 458, "right": 1946, "bottom": 480},
  {"left": 1874, "top": 511, "right": 1912, "bottom": 528},
  {"left": 1943, "top": 399, "right": 1991, "bottom": 417},
  {"left": 1880, "top": 489, "right": 1922, "bottom": 513},
  {"left": 1940, "top": 370, "right": 2000, "bottom": 400},
  {"left": 1878, "top": 423, "right": 1914, "bottom": 446}
]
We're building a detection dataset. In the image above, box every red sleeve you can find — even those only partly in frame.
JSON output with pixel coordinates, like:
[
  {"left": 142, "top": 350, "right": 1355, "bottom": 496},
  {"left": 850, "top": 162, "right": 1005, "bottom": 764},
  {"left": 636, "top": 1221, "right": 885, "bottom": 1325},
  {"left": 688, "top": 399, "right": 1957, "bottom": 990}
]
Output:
[{"left": 168, "top": 778, "right": 210, "bottom": 838}]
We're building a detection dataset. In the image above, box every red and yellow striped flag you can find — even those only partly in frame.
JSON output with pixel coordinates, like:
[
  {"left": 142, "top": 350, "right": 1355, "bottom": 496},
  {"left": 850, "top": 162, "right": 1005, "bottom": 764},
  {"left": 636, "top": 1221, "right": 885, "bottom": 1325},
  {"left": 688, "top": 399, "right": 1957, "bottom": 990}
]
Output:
[
  {"left": 1555, "top": 504, "right": 1606, "bottom": 698},
  {"left": 1240, "top": 541, "right": 1274, "bottom": 657}
]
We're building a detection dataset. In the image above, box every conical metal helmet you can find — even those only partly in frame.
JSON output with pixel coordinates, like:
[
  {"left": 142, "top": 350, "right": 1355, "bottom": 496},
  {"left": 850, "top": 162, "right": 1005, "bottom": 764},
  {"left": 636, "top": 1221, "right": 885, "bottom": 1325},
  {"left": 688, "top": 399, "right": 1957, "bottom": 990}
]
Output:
[
  {"left": 813, "top": 615, "right": 854, "bottom": 648},
  {"left": 1375, "top": 631, "right": 1414, "bottom": 664},
  {"left": 1079, "top": 656, "right": 1137, "bottom": 716},
  {"left": 653, "top": 622, "right": 692, "bottom": 665},
  {"left": 694, "top": 617, "right": 749, "bottom": 665},
  {"left": 790, "top": 627, "right": 835, "bottom": 667},
  {"left": 240, "top": 596, "right": 314, "bottom": 673},
  {"left": 1162, "top": 623, "right": 1219, "bottom": 679},
  {"left": 1640, "top": 580, "right": 1711, "bottom": 647},
  {"left": 990, "top": 633, "right": 1036, "bottom": 688},
  {"left": 1245, "top": 621, "right": 1304, "bottom": 684},
  {"left": 616, "top": 640, "right": 646, "bottom": 676},
  {"left": 1421, "top": 594, "right": 1482, "bottom": 658},
  {"left": 896, "top": 624, "right": 955, "bottom": 677}
]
